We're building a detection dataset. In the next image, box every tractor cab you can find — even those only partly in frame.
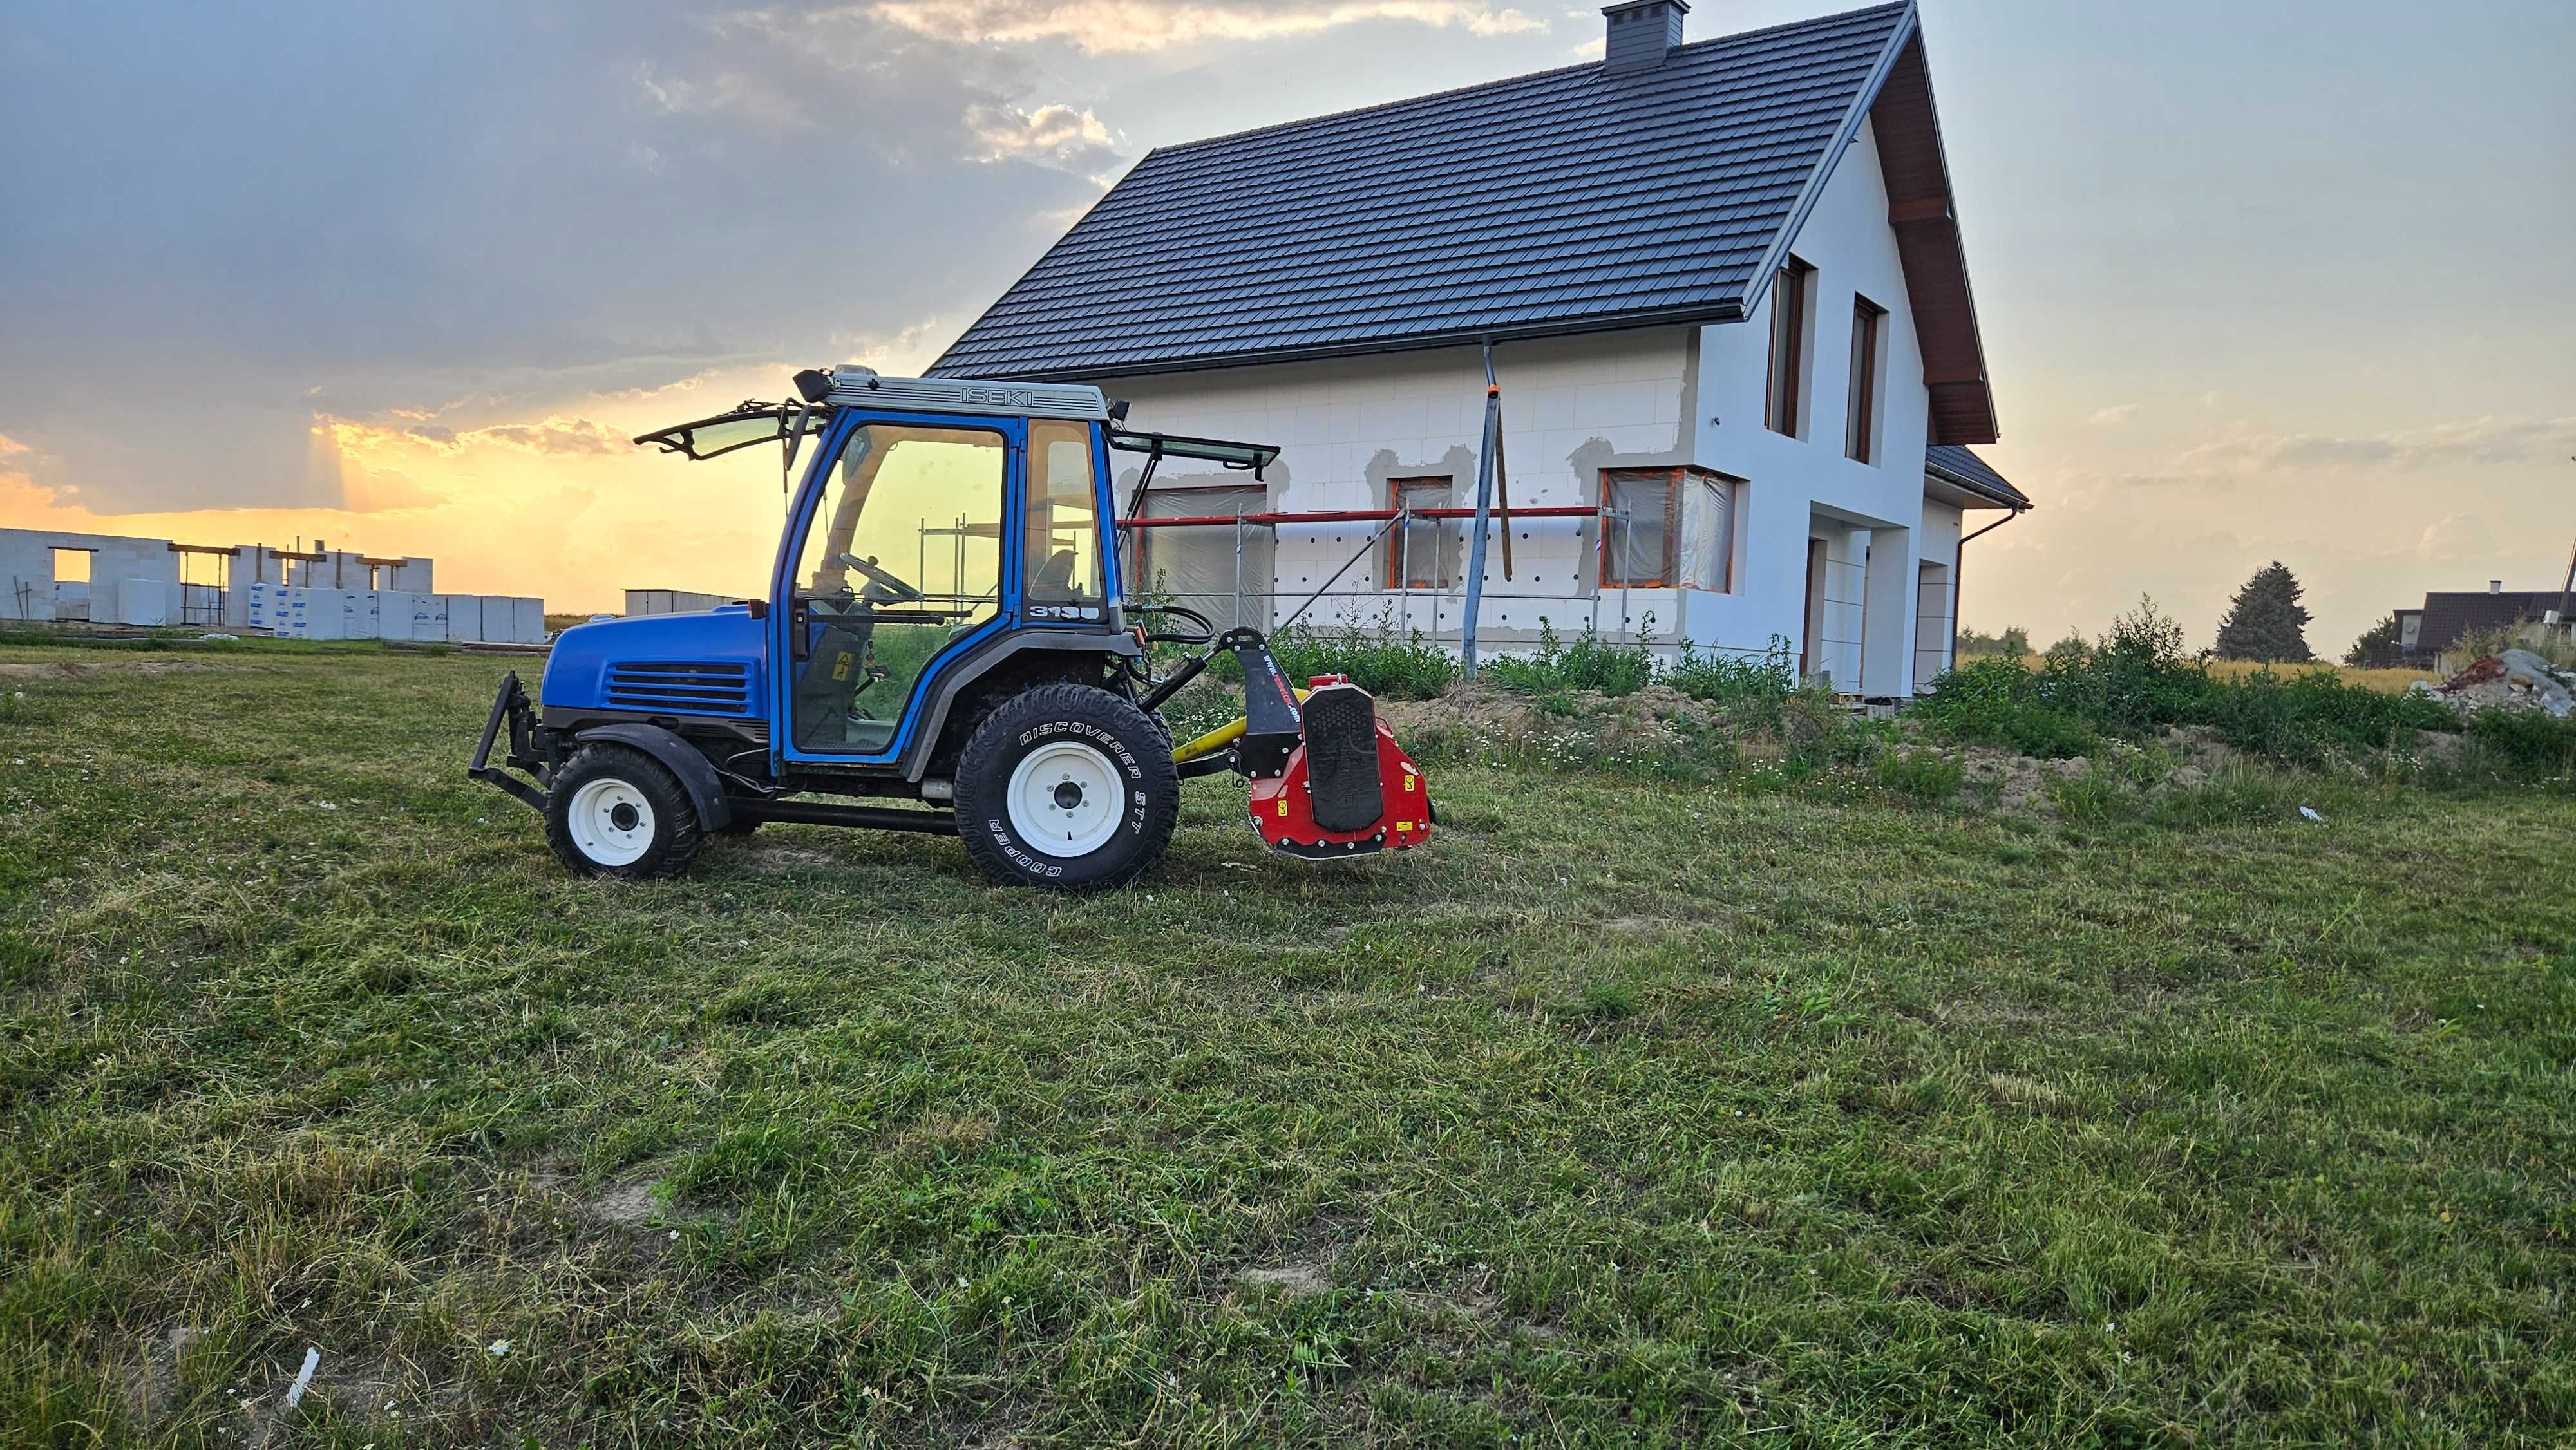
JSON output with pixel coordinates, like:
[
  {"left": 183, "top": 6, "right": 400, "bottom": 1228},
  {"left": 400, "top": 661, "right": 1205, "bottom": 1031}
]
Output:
[{"left": 469, "top": 365, "right": 1433, "bottom": 892}]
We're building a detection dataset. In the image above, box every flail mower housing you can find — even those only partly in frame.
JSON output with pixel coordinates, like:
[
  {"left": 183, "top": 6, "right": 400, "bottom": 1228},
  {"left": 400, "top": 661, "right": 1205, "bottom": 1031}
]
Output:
[{"left": 468, "top": 365, "right": 1434, "bottom": 891}]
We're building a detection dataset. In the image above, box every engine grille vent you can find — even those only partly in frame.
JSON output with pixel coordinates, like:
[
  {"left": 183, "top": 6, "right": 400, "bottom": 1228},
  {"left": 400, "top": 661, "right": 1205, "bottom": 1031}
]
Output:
[{"left": 605, "top": 660, "right": 752, "bottom": 717}]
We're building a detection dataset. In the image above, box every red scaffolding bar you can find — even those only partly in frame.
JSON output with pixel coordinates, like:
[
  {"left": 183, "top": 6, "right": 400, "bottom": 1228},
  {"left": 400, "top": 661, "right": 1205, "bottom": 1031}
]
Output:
[{"left": 1116, "top": 505, "right": 1599, "bottom": 529}]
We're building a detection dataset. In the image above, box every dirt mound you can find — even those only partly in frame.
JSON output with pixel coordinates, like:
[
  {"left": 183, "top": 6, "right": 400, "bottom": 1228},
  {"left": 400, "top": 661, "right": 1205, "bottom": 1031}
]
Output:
[
  {"left": 1374, "top": 680, "right": 1813, "bottom": 766},
  {"left": 0, "top": 657, "right": 214, "bottom": 679}
]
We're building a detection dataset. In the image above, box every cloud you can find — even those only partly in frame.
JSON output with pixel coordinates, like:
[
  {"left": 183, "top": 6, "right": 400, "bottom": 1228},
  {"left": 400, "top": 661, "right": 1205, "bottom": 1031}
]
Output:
[
  {"left": 0, "top": 433, "right": 28, "bottom": 455},
  {"left": 2414, "top": 513, "right": 2494, "bottom": 563},
  {"left": 631, "top": 59, "right": 815, "bottom": 132},
  {"left": 965, "top": 102, "right": 1117, "bottom": 164},
  {"left": 462, "top": 417, "right": 630, "bottom": 456},
  {"left": 867, "top": 0, "right": 1547, "bottom": 53},
  {"left": 2174, "top": 415, "right": 2576, "bottom": 475},
  {"left": 2088, "top": 403, "right": 2139, "bottom": 426}
]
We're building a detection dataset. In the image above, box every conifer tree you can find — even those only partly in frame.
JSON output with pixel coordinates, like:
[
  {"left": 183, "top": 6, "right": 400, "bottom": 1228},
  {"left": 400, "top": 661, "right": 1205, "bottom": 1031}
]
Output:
[{"left": 2213, "top": 561, "right": 2315, "bottom": 662}]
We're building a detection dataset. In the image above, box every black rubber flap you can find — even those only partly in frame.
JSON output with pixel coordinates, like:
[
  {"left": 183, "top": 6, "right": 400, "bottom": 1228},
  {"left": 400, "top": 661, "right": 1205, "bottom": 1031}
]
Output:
[{"left": 1302, "top": 683, "right": 1384, "bottom": 833}]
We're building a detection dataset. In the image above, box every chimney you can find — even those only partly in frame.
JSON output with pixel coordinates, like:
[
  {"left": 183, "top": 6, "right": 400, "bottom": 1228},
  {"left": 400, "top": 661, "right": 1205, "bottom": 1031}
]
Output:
[
  {"left": 2491, "top": 579, "right": 2503, "bottom": 594},
  {"left": 1602, "top": 0, "right": 1689, "bottom": 74}
]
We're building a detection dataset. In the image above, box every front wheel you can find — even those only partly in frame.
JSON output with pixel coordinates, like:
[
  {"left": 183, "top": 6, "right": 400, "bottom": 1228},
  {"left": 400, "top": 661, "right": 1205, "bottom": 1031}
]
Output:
[
  {"left": 954, "top": 684, "right": 1179, "bottom": 892},
  {"left": 544, "top": 745, "right": 702, "bottom": 879}
]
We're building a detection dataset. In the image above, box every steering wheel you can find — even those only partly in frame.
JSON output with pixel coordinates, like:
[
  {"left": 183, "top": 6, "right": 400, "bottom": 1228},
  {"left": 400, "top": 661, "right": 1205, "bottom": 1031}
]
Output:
[{"left": 833, "top": 552, "right": 923, "bottom": 604}]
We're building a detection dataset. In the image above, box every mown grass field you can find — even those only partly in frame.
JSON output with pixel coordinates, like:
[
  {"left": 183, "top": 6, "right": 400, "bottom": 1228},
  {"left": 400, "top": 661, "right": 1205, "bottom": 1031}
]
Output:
[{"left": 1, "top": 640, "right": 2570, "bottom": 1447}]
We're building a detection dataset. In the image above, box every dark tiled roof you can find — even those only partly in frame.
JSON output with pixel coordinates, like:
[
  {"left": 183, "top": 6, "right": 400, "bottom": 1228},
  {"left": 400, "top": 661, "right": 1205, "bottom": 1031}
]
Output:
[
  {"left": 934, "top": 3, "right": 1917, "bottom": 382},
  {"left": 2414, "top": 592, "right": 2561, "bottom": 654},
  {"left": 1923, "top": 444, "right": 2027, "bottom": 509}
]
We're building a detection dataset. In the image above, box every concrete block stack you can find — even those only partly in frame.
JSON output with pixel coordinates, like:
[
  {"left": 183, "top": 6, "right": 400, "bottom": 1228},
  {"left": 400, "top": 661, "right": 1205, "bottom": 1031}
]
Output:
[
  {"left": 444, "top": 595, "right": 484, "bottom": 644},
  {"left": 115, "top": 579, "right": 178, "bottom": 626},
  {"left": 340, "top": 590, "right": 382, "bottom": 639},
  {"left": 626, "top": 588, "right": 735, "bottom": 616}
]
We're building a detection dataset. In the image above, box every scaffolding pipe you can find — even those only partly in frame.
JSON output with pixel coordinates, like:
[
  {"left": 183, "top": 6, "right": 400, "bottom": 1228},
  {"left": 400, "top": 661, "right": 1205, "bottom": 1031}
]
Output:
[{"left": 1461, "top": 341, "right": 1501, "bottom": 679}]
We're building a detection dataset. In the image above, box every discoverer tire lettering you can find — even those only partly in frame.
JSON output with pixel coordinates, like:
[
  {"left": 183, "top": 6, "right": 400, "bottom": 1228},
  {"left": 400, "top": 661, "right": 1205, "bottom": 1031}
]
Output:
[{"left": 952, "top": 684, "right": 1177, "bottom": 892}]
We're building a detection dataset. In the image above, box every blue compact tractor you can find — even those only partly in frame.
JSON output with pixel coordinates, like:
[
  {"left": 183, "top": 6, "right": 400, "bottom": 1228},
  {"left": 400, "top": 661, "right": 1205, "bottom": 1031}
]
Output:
[{"left": 470, "top": 366, "right": 1434, "bottom": 891}]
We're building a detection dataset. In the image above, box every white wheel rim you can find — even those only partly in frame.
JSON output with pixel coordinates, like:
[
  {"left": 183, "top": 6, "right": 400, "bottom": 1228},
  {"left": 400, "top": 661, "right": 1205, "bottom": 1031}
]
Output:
[
  {"left": 567, "top": 777, "right": 657, "bottom": 867},
  {"left": 1007, "top": 740, "right": 1126, "bottom": 858}
]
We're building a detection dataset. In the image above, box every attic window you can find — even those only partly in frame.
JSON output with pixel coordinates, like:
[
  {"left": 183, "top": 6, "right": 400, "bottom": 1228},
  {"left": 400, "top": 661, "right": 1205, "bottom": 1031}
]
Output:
[
  {"left": 1847, "top": 296, "right": 1886, "bottom": 464},
  {"left": 1765, "top": 258, "right": 1815, "bottom": 438}
]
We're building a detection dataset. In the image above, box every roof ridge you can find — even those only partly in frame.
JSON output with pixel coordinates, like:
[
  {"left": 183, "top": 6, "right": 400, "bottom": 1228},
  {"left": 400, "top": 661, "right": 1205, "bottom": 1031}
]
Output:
[{"left": 1146, "top": 1, "right": 1913, "bottom": 161}]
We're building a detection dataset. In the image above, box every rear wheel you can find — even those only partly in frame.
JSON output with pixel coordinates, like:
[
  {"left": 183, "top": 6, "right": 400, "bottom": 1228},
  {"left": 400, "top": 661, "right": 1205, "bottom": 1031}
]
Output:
[
  {"left": 545, "top": 745, "right": 701, "bottom": 879},
  {"left": 954, "top": 684, "right": 1178, "bottom": 892}
]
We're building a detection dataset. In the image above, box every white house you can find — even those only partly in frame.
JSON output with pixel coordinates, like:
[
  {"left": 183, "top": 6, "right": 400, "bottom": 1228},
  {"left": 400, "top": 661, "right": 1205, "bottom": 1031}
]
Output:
[{"left": 934, "top": 0, "right": 2028, "bottom": 695}]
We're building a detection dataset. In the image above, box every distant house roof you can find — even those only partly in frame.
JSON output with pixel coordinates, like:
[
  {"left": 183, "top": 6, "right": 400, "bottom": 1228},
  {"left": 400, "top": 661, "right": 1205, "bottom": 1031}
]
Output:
[
  {"left": 1923, "top": 444, "right": 2026, "bottom": 511},
  {"left": 934, "top": 1, "right": 1997, "bottom": 444},
  {"left": 2414, "top": 591, "right": 2562, "bottom": 655}
]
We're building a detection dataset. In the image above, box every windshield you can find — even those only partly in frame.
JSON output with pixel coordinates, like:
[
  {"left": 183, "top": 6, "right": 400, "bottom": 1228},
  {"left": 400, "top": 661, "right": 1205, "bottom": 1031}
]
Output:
[{"left": 634, "top": 403, "right": 829, "bottom": 462}]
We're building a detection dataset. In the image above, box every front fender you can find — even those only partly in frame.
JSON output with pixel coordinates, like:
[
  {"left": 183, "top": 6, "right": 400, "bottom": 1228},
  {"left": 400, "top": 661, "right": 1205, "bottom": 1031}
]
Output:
[{"left": 574, "top": 723, "right": 735, "bottom": 831}]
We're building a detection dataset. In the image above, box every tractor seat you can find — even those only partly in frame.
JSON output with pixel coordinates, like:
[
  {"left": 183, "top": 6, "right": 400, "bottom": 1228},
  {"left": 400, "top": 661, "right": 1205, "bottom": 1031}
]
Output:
[{"left": 1031, "top": 549, "right": 1078, "bottom": 600}]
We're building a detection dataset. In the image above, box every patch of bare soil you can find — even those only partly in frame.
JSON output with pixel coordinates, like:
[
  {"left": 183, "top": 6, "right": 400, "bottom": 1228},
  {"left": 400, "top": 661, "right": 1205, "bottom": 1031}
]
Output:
[
  {"left": 0, "top": 657, "right": 217, "bottom": 679},
  {"left": 120, "top": 1324, "right": 200, "bottom": 1431},
  {"left": 1956, "top": 748, "right": 2089, "bottom": 813},
  {"left": 1238, "top": 1261, "right": 1334, "bottom": 1296},
  {"left": 741, "top": 842, "right": 838, "bottom": 871},
  {"left": 590, "top": 1180, "right": 661, "bottom": 1225}
]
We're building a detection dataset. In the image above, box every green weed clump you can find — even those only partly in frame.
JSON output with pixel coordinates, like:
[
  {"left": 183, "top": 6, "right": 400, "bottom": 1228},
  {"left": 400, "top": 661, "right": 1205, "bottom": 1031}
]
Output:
[
  {"left": 1661, "top": 635, "right": 1800, "bottom": 706},
  {"left": 1873, "top": 746, "right": 1966, "bottom": 804},
  {"left": 1212, "top": 618, "right": 1461, "bottom": 701},
  {"left": 1916, "top": 598, "right": 2482, "bottom": 771},
  {"left": 1483, "top": 620, "right": 1655, "bottom": 697}
]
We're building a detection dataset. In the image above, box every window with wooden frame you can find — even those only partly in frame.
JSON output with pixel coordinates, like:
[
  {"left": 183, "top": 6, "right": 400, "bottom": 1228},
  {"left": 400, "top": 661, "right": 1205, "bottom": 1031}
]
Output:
[
  {"left": 1846, "top": 296, "right": 1886, "bottom": 464},
  {"left": 1386, "top": 476, "right": 1455, "bottom": 589},
  {"left": 1765, "top": 258, "right": 1815, "bottom": 437},
  {"left": 1599, "top": 468, "right": 1734, "bottom": 592}
]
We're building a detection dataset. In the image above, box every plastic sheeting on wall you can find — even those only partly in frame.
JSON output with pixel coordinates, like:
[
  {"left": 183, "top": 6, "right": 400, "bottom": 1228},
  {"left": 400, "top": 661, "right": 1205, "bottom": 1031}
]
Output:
[
  {"left": 1130, "top": 485, "right": 1273, "bottom": 634},
  {"left": 1678, "top": 473, "right": 1732, "bottom": 593}
]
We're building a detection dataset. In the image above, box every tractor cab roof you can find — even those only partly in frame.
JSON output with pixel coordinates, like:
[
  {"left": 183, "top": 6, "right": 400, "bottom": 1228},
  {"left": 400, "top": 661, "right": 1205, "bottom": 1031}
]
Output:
[{"left": 634, "top": 366, "right": 1280, "bottom": 478}]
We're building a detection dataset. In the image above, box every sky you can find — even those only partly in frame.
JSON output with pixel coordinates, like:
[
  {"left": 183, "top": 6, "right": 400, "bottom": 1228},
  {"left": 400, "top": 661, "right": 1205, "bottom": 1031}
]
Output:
[{"left": 3, "top": 0, "right": 2571, "bottom": 652}]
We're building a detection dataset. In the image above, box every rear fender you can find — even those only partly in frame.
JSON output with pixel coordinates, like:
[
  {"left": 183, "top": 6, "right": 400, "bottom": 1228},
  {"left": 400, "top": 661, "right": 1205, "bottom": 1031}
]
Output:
[{"left": 574, "top": 722, "right": 735, "bottom": 831}]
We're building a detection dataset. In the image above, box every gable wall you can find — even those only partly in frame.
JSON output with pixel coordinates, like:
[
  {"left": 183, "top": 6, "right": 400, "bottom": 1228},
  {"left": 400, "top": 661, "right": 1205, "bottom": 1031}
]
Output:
[
  {"left": 1088, "top": 119, "right": 1949, "bottom": 686},
  {"left": 1692, "top": 115, "right": 1937, "bottom": 692}
]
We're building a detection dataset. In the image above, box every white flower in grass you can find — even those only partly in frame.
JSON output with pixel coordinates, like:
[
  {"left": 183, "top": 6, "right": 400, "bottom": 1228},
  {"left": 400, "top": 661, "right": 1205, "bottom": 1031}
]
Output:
[{"left": 488, "top": 1339, "right": 510, "bottom": 1357}]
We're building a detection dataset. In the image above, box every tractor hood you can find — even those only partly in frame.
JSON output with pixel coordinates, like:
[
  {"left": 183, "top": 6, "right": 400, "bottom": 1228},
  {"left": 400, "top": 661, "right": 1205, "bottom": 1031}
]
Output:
[{"left": 540, "top": 603, "right": 769, "bottom": 721}]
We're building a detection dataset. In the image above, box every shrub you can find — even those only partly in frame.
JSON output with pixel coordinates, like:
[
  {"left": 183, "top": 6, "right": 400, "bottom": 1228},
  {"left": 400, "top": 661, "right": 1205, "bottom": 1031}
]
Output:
[
  {"left": 1917, "top": 596, "right": 2484, "bottom": 774},
  {"left": 2192, "top": 667, "right": 2455, "bottom": 766},
  {"left": 1910, "top": 656, "right": 2100, "bottom": 758},
  {"left": 2460, "top": 709, "right": 2576, "bottom": 778}
]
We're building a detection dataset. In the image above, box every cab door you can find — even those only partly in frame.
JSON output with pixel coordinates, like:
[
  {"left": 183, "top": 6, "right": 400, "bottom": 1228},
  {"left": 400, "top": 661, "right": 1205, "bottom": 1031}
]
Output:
[{"left": 773, "top": 411, "right": 1023, "bottom": 765}]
